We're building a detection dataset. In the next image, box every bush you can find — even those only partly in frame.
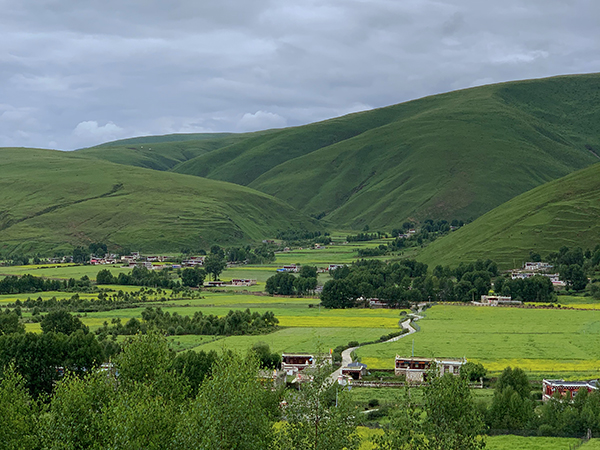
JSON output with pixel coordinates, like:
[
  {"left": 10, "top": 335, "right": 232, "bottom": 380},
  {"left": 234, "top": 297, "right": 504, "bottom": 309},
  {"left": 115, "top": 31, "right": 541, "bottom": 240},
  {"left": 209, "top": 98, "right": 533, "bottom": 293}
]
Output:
[{"left": 368, "top": 398, "right": 380, "bottom": 408}]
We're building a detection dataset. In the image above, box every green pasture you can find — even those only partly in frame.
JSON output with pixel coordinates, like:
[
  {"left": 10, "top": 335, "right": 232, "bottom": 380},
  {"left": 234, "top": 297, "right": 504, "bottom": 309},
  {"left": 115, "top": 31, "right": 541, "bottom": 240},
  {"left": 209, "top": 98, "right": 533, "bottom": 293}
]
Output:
[
  {"left": 356, "top": 304, "right": 600, "bottom": 376},
  {"left": 356, "top": 429, "right": 581, "bottom": 449},
  {"left": 0, "top": 264, "right": 130, "bottom": 281},
  {"left": 486, "top": 436, "right": 580, "bottom": 450},
  {"left": 582, "top": 440, "right": 600, "bottom": 449},
  {"left": 188, "top": 327, "right": 395, "bottom": 355}
]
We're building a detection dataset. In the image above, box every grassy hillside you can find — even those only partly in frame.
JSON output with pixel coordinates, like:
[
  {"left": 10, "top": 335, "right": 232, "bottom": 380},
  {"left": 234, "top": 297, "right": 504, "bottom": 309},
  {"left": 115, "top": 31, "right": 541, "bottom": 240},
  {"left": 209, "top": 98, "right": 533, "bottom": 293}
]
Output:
[
  {"left": 82, "top": 74, "right": 600, "bottom": 229},
  {"left": 417, "top": 162, "right": 600, "bottom": 269},
  {"left": 0, "top": 148, "right": 319, "bottom": 254},
  {"left": 77, "top": 134, "right": 253, "bottom": 171}
]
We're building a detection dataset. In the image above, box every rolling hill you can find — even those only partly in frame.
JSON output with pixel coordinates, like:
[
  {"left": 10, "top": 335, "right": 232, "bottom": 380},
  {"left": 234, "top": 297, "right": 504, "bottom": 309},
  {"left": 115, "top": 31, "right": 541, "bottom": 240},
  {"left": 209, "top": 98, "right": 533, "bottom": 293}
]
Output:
[
  {"left": 0, "top": 148, "right": 319, "bottom": 254},
  {"left": 417, "top": 162, "right": 600, "bottom": 269},
  {"left": 81, "top": 73, "right": 600, "bottom": 230}
]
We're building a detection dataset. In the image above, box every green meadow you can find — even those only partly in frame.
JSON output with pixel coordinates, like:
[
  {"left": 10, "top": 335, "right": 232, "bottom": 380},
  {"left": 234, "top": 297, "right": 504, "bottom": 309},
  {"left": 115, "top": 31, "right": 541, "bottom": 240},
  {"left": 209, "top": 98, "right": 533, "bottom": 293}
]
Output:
[
  {"left": 418, "top": 162, "right": 600, "bottom": 269},
  {"left": 356, "top": 304, "right": 600, "bottom": 377}
]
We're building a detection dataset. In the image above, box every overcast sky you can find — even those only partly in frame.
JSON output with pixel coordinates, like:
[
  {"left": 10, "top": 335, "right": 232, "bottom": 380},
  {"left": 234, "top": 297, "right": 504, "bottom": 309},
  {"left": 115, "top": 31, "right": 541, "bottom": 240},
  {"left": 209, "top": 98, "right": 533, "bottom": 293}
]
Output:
[{"left": 1, "top": 0, "right": 598, "bottom": 150}]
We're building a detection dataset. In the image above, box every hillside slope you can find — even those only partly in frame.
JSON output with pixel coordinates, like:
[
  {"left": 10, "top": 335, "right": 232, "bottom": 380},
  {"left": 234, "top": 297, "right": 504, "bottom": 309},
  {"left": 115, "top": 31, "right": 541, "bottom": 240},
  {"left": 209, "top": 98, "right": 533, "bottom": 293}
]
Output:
[
  {"left": 417, "top": 162, "right": 600, "bottom": 269},
  {"left": 0, "top": 148, "right": 319, "bottom": 254},
  {"left": 83, "top": 74, "right": 600, "bottom": 229}
]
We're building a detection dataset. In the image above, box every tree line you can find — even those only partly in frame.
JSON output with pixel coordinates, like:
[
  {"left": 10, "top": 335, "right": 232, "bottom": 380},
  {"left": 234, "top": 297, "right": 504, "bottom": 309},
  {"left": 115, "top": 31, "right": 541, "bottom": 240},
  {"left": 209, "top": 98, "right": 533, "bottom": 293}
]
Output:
[{"left": 96, "top": 307, "right": 279, "bottom": 337}]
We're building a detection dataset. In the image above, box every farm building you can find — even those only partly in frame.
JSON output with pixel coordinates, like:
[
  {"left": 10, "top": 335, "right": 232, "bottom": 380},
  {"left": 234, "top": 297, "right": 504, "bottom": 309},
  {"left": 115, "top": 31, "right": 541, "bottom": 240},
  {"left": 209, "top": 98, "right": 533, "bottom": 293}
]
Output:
[
  {"left": 230, "top": 279, "right": 257, "bottom": 286},
  {"left": 341, "top": 362, "right": 368, "bottom": 380},
  {"left": 205, "top": 281, "right": 226, "bottom": 287},
  {"left": 281, "top": 353, "right": 332, "bottom": 375},
  {"left": 476, "top": 295, "right": 522, "bottom": 306},
  {"left": 277, "top": 265, "right": 299, "bottom": 273},
  {"left": 542, "top": 379, "right": 598, "bottom": 401},
  {"left": 395, "top": 356, "right": 466, "bottom": 382}
]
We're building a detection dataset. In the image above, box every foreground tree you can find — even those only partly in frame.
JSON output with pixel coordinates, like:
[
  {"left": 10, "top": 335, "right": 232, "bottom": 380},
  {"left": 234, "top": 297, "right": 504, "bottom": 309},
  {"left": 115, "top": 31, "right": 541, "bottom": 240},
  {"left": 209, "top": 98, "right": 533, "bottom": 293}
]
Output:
[
  {"left": 377, "top": 373, "right": 486, "bottom": 450},
  {"left": 0, "top": 365, "right": 38, "bottom": 450},
  {"left": 273, "top": 362, "right": 360, "bottom": 450}
]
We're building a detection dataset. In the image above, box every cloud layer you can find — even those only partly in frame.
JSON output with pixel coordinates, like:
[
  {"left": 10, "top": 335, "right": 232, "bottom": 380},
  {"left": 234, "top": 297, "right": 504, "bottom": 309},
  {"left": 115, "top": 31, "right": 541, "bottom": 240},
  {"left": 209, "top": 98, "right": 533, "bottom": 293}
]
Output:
[{"left": 1, "top": 0, "right": 599, "bottom": 149}]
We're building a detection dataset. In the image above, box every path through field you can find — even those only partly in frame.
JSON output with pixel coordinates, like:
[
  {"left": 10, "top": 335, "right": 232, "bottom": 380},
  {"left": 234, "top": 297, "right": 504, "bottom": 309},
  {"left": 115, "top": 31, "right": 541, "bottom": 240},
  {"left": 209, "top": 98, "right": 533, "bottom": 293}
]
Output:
[{"left": 329, "top": 304, "right": 426, "bottom": 382}]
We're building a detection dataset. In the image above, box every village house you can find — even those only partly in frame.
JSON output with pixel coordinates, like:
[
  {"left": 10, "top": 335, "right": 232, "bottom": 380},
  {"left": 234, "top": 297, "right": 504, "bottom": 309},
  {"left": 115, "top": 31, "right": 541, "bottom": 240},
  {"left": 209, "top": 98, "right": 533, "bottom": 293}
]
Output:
[
  {"left": 523, "top": 261, "right": 554, "bottom": 272},
  {"left": 277, "top": 265, "right": 299, "bottom": 273},
  {"left": 341, "top": 362, "right": 368, "bottom": 380},
  {"left": 205, "top": 280, "right": 226, "bottom": 288},
  {"left": 476, "top": 295, "right": 522, "bottom": 306},
  {"left": 230, "top": 279, "right": 257, "bottom": 286},
  {"left": 542, "top": 379, "right": 598, "bottom": 401},
  {"left": 395, "top": 356, "right": 466, "bottom": 382},
  {"left": 281, "top": 353, "right": 332, "bottom": 375}
]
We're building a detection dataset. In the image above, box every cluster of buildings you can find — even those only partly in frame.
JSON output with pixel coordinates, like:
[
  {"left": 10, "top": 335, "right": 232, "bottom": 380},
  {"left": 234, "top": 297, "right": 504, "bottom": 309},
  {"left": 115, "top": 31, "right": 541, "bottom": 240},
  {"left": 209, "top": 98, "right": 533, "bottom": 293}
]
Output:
[
  {"left": 474, "top": 295, "right": 522, "bottom": 306},
  {"left": 511, "top": 262, "right": 566, "bottom": 287},
  {"left": 204, "top": 279, "right": 257, "bottom": 288}
]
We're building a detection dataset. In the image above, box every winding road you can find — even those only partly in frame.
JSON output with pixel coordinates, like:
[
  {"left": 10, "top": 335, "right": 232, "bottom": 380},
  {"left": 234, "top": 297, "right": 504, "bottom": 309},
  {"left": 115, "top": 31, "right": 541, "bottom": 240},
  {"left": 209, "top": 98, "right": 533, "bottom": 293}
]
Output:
[{"left": 329, "top": 303, "right": 426, "bottom": 382}]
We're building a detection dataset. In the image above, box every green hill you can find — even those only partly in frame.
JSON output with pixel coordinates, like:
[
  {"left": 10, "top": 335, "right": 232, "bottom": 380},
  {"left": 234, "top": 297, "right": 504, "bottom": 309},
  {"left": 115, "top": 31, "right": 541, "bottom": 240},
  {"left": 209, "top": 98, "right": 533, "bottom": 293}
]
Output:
[
  {"left": 0, "top": 148, "right": 319, "bottom": 255},
  {"left": 83, "top": 74, "right": 600, "bottom": 229},
  {"left": 417, "top": 162, "right": 600, "bottom": 269}
]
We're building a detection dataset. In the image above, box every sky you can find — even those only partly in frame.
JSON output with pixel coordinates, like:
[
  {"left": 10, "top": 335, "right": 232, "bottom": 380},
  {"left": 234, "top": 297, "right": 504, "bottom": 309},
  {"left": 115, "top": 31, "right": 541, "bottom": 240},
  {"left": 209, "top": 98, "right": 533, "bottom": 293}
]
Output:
[{"left": 1, "top": 0, "right": 599, "bottom": 150}]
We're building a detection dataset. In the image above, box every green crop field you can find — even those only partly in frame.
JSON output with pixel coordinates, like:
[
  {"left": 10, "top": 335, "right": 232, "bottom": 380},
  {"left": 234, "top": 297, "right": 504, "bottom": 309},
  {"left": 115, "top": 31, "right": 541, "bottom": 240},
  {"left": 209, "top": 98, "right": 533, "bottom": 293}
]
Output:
[
  {"left": 356, "top": 430, "right": 581, "bottom": 449},
  {"left": 84, "top": 73, "right": 600, "bottom": 231},
  {"left": 0, "top": 148, "right": 318, "bottom": 255},
  {"left": 356, "top": 304, "right": 600, "bottom": 377},
  {"left": 418, "top": 162, "right": 600, "bottom": 268},
  {"left": 486, "top": 436, "right": 580, "bottom": 450}
]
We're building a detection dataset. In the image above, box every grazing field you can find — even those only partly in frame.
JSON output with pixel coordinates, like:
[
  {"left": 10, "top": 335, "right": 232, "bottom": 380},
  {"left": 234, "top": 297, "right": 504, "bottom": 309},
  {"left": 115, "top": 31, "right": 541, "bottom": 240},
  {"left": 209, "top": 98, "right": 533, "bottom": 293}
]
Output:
[
  {"left": 188, "top": 327, "right": 396, "bottom": 355},
  {"left": 486, "top": 436, "right": 580, "bottom": 450},
  {"left": 418, "top": 161, "right": 600, "bottom": 268},
  {"left": 356, "top": 304, "right": 600, "bottom": 377}
]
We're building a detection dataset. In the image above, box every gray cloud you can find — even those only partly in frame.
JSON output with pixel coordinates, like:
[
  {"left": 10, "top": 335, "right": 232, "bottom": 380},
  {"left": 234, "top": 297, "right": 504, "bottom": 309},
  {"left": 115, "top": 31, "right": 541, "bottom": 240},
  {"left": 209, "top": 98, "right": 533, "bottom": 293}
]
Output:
[{"left": 0, "top": 0, "right": 598, "bottom": 149}]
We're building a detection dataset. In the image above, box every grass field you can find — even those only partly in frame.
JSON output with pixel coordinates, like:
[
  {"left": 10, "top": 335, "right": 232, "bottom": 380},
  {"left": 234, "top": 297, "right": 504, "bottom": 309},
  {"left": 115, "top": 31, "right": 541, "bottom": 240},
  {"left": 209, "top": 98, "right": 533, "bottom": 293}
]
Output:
[
  {"left": 486, "top": 436, "right": 580, "bottom": 450},
  {"left": 356, "top": 430, "right": 581, "bottom": 449},
  {"left": 0, "top": 147, "right": 318, "bottom": 255},
  {"left": 356, "top": 304, "right": 600, "bottom": 377},
  {"left": 418, "top": 161, "right": 600, "bottom": 269}
]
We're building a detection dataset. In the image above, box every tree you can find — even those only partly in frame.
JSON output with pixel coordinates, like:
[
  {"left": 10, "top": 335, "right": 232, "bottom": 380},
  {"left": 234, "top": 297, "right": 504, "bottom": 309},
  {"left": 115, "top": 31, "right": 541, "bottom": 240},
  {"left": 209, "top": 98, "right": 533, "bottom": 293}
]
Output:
[
  {"left": 181, "top": 267, "right": 206, "bottom": 287},
  {"left": 96, "top": 268, "right": 115, "bottom": 284},
  {"left": 204, "top": 254, "right": 227, "bottom": 280},
  {"left": 176, "top": 353, "right": 278, "bottom": 450},
  {"left": 378, "top": 374, "right": 486, "bottom": 450},
  {"left": 423, "top": 373, "right": 486, "bottom": 449},
  {"left": 299, "top": 265, "right": 318, "bottom": 279},
  {"left": 0, "top": 365, "right": 38, "bottom": 450},
  {"left": 265, "top": 272, "right": 296, "bottom": 295},
  {"left": 41, "top": 310, "right": 89, "bottom": 335},
  {"left": 250, "top": 342, "right": 281, "bottom": 370},
  {"left": 273, "top": 362, "right": 360, "bottom": 450},
  {"left": 72, "top": 246, "right": 88, "bottom": 264},
  {"left": 488, "top": 367, "right": 533, "bottom": 430},
  {"left": 460, "top": 361, "right": 487, "bottom": 381},
  {"left": 0, "top": 309, "right": 25, "bottom": 335},
  {"left": 320, "top": 279, "right": 357, "bottom": 308}
]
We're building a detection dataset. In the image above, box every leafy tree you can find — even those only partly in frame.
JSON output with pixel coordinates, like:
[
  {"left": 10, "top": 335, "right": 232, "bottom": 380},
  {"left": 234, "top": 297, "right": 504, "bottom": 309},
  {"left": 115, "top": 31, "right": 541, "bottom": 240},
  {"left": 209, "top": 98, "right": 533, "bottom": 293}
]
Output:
[
  {"left": 72, "top": 246, "right": 89, "bottom": 264},
  {"left": 176, "top": 353, "right": 278, "bottom": 450},
  {"left": 0, "top": 309, "right": 25, "bottom": 335},
  {"left": 0, "top": 365, "right": 38, "bottom": 450},
  {"left": 96, "top": 268, "right": 115, "bottom": 284},
  {"left": 274, "top": 362, "right": 360, "bottom": 450},
  {"left": 295, "top": 276, "right": 318, "bottom": 295},
  {"left": 460, "top": 361, "right": 487, "bottom": 381},
  {"left": 181, "top": 267, "right": 206, "bottom": 287},
  {"left": 265, "top": 272, "right": 296, "bottom": 295},
  {"left": 172, "top": 349, "right": 217, "bottom": 397},
  {"left": 488, "top": 367, "right": 533, "bottom": 430},
  {"left": 378, "top": 374, "right": 485, "bottom": 450},
  {"left": 423, "top": 373, "right": 486, "bottom": 449},
  {"left": 204, "top": 254, "right": 227, "bottom": 280},
  {"left": 41, "top": 310, "right": 89, "bottom": 335},
  {"left": 250, "top": 341, "right": 281, "bottom": 370},
  {"left": 299, "top": 265, "right": 318, "bottom": 279},
  {"left": 321, "top": 279, "right": 357, "bottom": 308}
]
